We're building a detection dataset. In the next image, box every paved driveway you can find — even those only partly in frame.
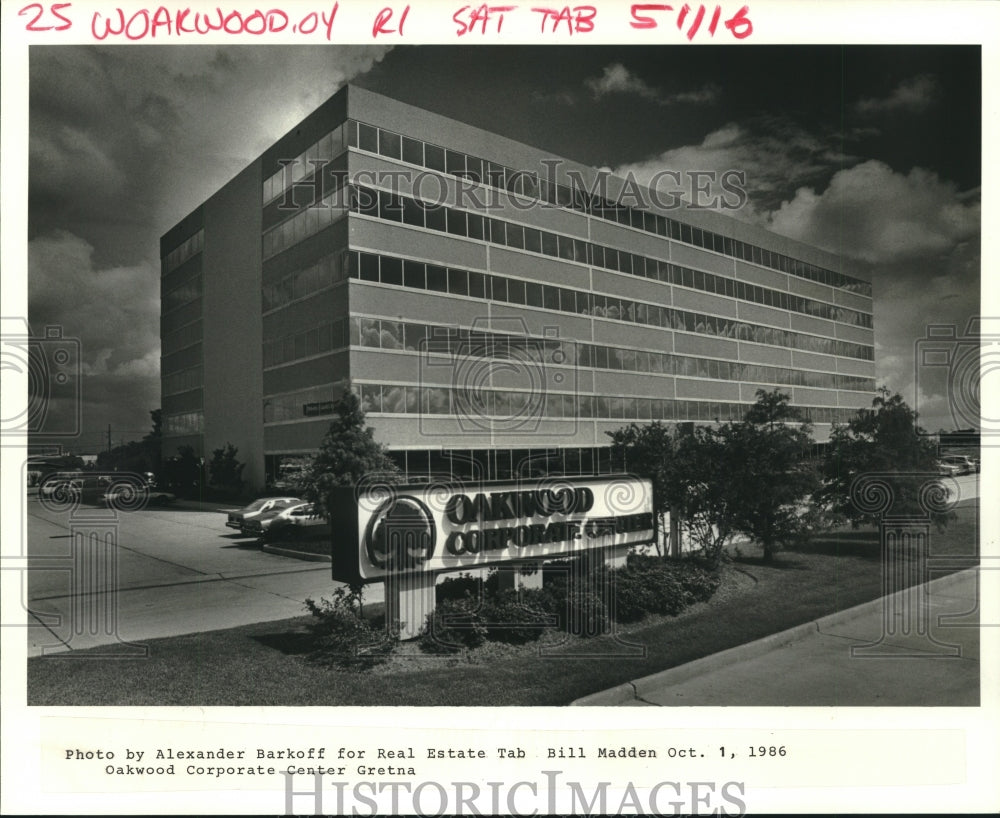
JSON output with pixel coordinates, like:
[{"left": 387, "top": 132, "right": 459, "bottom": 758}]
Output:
[{"left": 21, "top": 494, "right": 376, "bottom": 656}]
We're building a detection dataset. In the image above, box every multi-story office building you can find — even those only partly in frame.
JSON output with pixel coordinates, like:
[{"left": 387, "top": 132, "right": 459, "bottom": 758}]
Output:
[{"left": 160, "top": 85, "right": 875, "bottom": 490}]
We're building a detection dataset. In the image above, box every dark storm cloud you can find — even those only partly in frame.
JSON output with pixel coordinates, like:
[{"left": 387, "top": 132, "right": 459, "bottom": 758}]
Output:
[{"left": 28, "top": 45, "right": 392, "bottom": 448}]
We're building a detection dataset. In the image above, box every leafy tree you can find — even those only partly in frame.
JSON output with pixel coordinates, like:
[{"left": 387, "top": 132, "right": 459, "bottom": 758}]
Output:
[
  {"left": 610, "top": 420, "right": 741, "bottom": 566},
  {"left": 208, "top": 442, "right": 246, "bottom": 496},
  {"left": 161, "top": 445, "right": 204, "bottom": 498},
  {"left": 299, "top": 390, "right": 400, "bottom": 517},
  {"left": 610, "top": 390, "right": 819, "bottom": 565},
  {"left": 668, "top": 424, "right": 745, "bottom": 566},
  {"left": 816, "top": 388, "right": 947, "bottom": 528},
  {"left": 607, "top": 421, "right": 676, "bottom": 556},
  {"left": 95, "top": 408, "right": 163, "bottom": 476},
  {"left": 724, "top": 390, "right": 819, "bottom": 562}
]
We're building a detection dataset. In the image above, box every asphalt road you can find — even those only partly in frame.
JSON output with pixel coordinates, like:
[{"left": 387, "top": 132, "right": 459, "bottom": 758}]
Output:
[{"left": 22, "top": 493, "right": 375, "bottom": 656}]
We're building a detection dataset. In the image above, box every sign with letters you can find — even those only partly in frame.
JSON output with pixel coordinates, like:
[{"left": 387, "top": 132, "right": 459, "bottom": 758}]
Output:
[{"left": 329, "top": 475, "right": 654, "bottom": 583}]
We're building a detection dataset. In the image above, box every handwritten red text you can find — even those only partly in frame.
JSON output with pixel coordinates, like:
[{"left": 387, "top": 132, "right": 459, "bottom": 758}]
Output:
[{"left": 630, "top": 3, "right": 752, "bottom": 39}]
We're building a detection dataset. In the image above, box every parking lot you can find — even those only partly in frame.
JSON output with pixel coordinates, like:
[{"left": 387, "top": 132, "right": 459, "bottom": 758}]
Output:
[{"left": 23, "top": 492, "right": 372, "bottom": 656}]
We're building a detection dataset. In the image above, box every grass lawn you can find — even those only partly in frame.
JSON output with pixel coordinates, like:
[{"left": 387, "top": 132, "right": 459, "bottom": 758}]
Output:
[{"left": 27, "top": 502, "right": 978, "bottom": 706}]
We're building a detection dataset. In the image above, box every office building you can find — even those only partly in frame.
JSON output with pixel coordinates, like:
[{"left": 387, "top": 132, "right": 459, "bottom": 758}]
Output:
[{"left": 160, "top": 85, "right": 875, "bottom": 489}]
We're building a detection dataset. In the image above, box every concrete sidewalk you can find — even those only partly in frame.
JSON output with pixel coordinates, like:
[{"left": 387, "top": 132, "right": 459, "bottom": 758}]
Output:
[{"left": 573, "top": 568, "right": 981, "bottom": 706}]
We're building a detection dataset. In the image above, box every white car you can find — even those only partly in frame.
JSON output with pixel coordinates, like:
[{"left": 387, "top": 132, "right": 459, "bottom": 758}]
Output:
[
  {"left": 939, "top": 455, "right": 976, "bottom": 475},
  {"left": 226, "top": 497, "right": 303, "bottom": 534},
  {"left": 937, "top": 460, "right": 963, "bottom": 477}
]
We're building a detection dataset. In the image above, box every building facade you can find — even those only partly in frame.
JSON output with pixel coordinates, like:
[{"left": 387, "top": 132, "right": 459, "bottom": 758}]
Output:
[{"left": 160, "top": 85, "right": 875, "bottom": 490}]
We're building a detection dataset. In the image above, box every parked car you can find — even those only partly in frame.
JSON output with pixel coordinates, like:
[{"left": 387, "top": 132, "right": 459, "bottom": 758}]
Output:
[
  {"left": 241, "top": 502, "right": 309, "bottom": 539},
  {"left": 102, "top": 476, "right": 175, "bottom": 507},
  {"left": 38, "top": 472, "right": 108, "bottom": 504},
  {"left": 939, "top": 455, "right": 976, "bottom": 475},
  {"left": 38, "top": 471, "right": 83, "bottom": 499},
  {"left": 937, "top": 459, "right": 964, "bottom": 477},
  {"left": 259, "top": 503, "right": 330, "bottom": 545},
  {"left": 226, "top": 497, "right": 302, "bottom": 534}
]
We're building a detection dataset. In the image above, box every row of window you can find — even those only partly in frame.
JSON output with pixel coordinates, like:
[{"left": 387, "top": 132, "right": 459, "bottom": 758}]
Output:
[
  {"left": 348, "top": 252, "right": 874, "bottom": 361},
  {"left": 162, "top": 320, "right": 202, "bottom": 357},
  {"left": 265, "top": 381, "right": 857, "bottom": 426},
  {"left": 264, "top": 381, "right": 348, "bottom": 423},
  {"left": 349, "top": 186, "right": 872, "bottom": 327},
  {"left": 263, "top": 318, "right": 349, "bottom": 369},
  {"left": 268, "top": 446, "right": 624, "bottom": 483},
  {"left": 162, "top": 366, "right": 203, "bottom": 398},
  {"left": 346, "top": 118, "right": 871, "bottom": 297},
  {"left": 386, "top": 447, "right": 623, "bottom": 482},
  {"left": 162, "top": 272, "right": 202, "bottom": 315},
  {"left": 163, "top": 410, "right": 204, "bottom": 436},
  {"left": 262, "top": 252, "right": 349, "bottom": 313},
  {"left": 262, "top": 120, "right": 350, "bottom": 205},
  {"left": 348, "top": 316, "right": 875, "bottom": 393},
  {"left": 161, "top": 230, "right": 204, "bottom": 276},
  {"left": 262, "top": 188, "right": 345, "bottom": 260}
]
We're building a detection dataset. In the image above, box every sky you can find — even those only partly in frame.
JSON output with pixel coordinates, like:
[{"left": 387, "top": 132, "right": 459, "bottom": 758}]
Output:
[{"left": 25, "top": 44, "right": 982, "bottom": 451}]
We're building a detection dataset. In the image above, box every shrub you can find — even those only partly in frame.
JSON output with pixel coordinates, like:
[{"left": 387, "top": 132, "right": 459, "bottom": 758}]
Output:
[
  {"left": 435, "top": 573, "right": 485, "bottom": 604},
  {"left": 612, "top": 555, "right": 721, "bottom": 621},
  {"left": 540, "top": 574, "right": 612, "bottom": 637},
  {"left": 304, "top": 587, "right": 397, "bottom": 670},
  {"left": 675, "top": 560, "right": 721, "bottom": 603},
  {"left": 480, "top": 589, "right": 555, "bottom": 644},
  {"left": 419, "top": 597, "right": 489, "bottom": 653}
]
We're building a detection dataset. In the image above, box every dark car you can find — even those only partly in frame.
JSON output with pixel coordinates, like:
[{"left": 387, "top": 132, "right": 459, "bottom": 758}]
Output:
[{"left": 226, "top": 497, "right": 302, "bottom": 534}]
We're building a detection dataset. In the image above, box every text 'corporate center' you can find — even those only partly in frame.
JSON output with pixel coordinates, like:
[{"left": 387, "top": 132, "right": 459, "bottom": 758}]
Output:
[{"left": 159, "top": 85, "right": 875, "bottom": 489}]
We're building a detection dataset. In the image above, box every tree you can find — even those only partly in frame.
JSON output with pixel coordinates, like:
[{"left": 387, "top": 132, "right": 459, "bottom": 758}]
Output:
[
  {"left": 161, "top": 445, "right": 204, "bottom": 498},
  {"left": 610, "top": 389, "right": 819, "bottom": 565},
  {"left": 610, "top": 420, "right": 742, "bottom": 566},
  {"left": 143, "top": 409, "right": 163, "bottom": 478},
  {"left": 95, "top": 408, "right": 162, "bottom": 476},
  {"left": 299, "top": 390, "right": 400, "bottom": 517},
  {"left": 607, "top": 421, "right": 676, "bottom": 556},
  {"left": 816, "top": 388, "right": 947, "bottom": 528},
  {"left": 208, "top": 442, "right": 246, "bottom": 497},
  {"left": 725, "top": 390, "right": 819, "bottom": 562}
]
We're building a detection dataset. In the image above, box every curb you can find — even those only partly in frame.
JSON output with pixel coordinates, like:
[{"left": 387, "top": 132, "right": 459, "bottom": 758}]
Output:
[
  {"left": 571, "top": 566, "right": 979, "bottom": 706},
  {"left": 262, "top": 544, "right": 331, "bottom": 562}
]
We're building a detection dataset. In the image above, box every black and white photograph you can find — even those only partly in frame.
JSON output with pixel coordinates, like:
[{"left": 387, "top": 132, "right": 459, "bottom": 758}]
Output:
[{"left": 2, "top": 2, "right": 998, "bottom": 814}]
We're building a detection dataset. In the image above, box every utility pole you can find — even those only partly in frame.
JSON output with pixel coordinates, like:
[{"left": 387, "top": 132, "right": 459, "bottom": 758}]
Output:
[{"left": 107, "top": 424, "right": 112, "bottom": 453}]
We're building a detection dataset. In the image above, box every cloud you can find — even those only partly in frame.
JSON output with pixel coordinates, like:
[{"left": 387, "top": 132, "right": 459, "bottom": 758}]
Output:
[
  {"left": 767, "top": 161, "right": 980, "bottom": 263},
  {"left": 27, "top": 46, "right": 394, "bottom": 445},
  {"left": 611, "top": 118, "right": 858, "bottom": 220},
  {"left": 763, "top": 162, "right": 980, "bottom": 430},
  {"left": 584, "top": 63, "right": 718, "bottom": 106},
  {"left": 29, "top": 230, "right": 160, "bottom": 377},
  {"left": 30, "top": 45, "right": 393, "bottom": 259},
  {"left": 854, "top": 74, "right": 941, "bottom": 115},
  {"left": 612, "top": 118, "right": 979, "bottom": 431},
  {"left": 530, "top": 88, "right": 577, "bottom": 106},
  {"left": 586, "top": 63, "right": 659, "bottom": 100},
  {"left": 27, "top": 229, "right": 163, "bottom": 446},
  {"left": 668, "top": 83, "right": 721, "bottom": 105}
]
